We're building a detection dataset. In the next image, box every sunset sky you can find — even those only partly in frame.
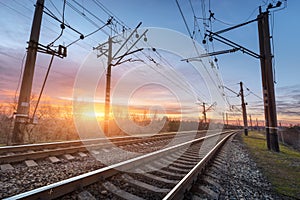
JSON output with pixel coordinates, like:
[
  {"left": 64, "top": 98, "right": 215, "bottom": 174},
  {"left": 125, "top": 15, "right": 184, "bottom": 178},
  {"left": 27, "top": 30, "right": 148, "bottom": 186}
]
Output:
[{"left": 0, "top": 0, "right": 299, "bottom": 125}]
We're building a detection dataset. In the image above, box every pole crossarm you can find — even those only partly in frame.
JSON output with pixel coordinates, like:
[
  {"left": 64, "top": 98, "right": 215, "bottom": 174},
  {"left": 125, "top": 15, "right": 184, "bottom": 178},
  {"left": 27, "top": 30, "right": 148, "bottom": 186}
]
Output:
[
  {"left": 206, "top": 102, "right": 217, "bottom": 111},
  {"left": 207, "top": 31, "right": 261, "bottom": 59},
  {"left": 112, "top": 22, "right": 142, "bottom": 58},
  {"left": 37, "top": 43, "right": 67, "bottom": 58},
  {"left": 214, "top": 18, "right": 258, "bottom": 35},
  {"left": 222, "top": 85, "right": 239, "bottom": 96},
  {"left": 94, "top": 22, "right": 147, "bottom": 67},
  {"left": 182, "top": 48, "right": 239, "bottom": 61},
  {"left": 112, "top": 48, "right": 144, "bottom": 66}
]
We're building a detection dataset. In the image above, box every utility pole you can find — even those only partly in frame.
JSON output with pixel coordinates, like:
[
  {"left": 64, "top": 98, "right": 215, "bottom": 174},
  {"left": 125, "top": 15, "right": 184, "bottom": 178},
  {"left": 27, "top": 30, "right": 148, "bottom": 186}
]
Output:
[
  {"left": 10, "top": 0, "right": 44, "bottom": 145},
  {"left": 258, "top": 8, "right": 270, "bottom": 150},
  {"left": 226, "top": 112, "right": 229, "bottom": 127},
  {"left": 237, "top": 118, "right": 241, "bottom": 127},
  {"left": 104, "top": 37, "right": 112, "bottom": 136},
  {"left": 195, "top": 2, "right": 283, "bottom": 151},
  {"left": 258, "top": 7, "right": 280, "bottom": 152},
  {"left": 249, "top": 114, "right": 253, "bottom": 130},
  {"left": 240, "top": 81, "right": 248, "bottom": 136},
  {"left": 222, "top": 112, "right": 225, "bottom": 126},
  {"left": 94, "top": 23, "right": 147, "bottom": 136},
  {"left": 202, "top": 102, "right": 207, "bottom": 124},
  {"left": 196, "top": 101, "right": 216, "bottom": 128}
]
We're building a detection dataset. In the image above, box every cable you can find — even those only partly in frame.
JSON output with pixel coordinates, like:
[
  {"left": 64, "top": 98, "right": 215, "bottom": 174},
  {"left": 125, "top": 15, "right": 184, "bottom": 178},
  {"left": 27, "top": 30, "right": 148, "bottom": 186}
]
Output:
[
  {"left": 223, "top": 85, "right": 239, "bottom": 96},
  {"left": 49, "top": 0, "right": 69, "bottom": 26},
  {"left": 66, "top": 21, "right": 110, "bottom": 47},
  {"left": 14, "top": 53, "right": 27, "bottom": 103},
  {"left": 175, "top": 0, "right": 193, "bottom": 38},
  {"left": 176, "top": 0, "right": 224, "bottom": 100},
  {"left": 48, "top": 0, "right": 66, "bottom": 47},
  {"left": 67, "top": 0, "right": 110, "bottom": 35},
  {"left": 270, "top": 11, "right": 277, "bottom": 84},
  {"left": 189, "top": 0, "right": 201, "bottom": 39},
  {"left": 243, "top": 83, "right": 263, "bottom": 100},
  {"left": 12, "top": 0, "right": 91, "bottom": 51},
  {"left": 93, "top": 0, "right": 129, "bottom": 30},
  {"left": 32, "top": 54, "right": 55, "bottom": 120},
  {"left": 0, "top": 1, "right": 31, "bottom": 20}
]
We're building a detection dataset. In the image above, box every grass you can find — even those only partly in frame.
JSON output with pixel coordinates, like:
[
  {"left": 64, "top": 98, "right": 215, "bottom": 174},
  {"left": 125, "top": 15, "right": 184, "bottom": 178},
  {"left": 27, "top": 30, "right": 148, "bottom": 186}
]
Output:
[{"left": 242, "top": 131, "right": 300, "bottom": 199}]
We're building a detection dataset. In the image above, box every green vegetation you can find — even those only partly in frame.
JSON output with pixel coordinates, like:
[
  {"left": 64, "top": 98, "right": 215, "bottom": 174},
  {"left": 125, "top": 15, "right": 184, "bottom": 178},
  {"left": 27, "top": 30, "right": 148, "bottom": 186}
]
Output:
[{"left": 242, "top": 131, "right": 300, "bottom": 199}]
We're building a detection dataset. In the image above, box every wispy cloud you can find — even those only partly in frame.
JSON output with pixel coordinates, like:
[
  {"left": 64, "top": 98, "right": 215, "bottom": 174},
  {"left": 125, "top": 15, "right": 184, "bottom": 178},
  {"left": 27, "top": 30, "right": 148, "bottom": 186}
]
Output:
[{"left": 276, "top": 84, "right": 300, "bottom": 121}]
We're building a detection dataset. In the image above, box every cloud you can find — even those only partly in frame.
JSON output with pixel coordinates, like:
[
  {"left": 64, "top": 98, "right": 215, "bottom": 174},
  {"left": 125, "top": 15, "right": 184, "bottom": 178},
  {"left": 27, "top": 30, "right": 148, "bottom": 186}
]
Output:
[{"left": 276, "top": 84, "right": 300, "bottom": 119}]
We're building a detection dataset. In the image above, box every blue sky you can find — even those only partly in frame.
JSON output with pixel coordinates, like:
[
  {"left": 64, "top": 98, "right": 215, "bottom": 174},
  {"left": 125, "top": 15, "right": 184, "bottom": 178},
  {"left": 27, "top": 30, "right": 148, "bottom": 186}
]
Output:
[{"left": 0, "top": 0, "right": 299, "bottom": 124}]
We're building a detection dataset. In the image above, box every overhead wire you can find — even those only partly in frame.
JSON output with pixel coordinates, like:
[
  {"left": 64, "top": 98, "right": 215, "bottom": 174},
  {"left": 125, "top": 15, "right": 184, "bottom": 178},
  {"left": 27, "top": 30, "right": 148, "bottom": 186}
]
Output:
[
  {"left": 49, "top": 0, "right": 70, "bottom": 26},
  {"left": 175, "top": 0, "right": 225, "bottom": 100},
  {"left": 8, "top": 0, "right": 223, "bottom": 109},
  {"left": 48, "top": 0, "right": 66, "bottom": 47},
  {"left": 92, "top": 0, "right": 129, "bottom": 30},
  {"left": 74, "top": 0, "right": 198, "bottom": 100},
  {"left": 188, "top": 0, "right": 204, "bottom": 40},
  {"left": 80, "top": 0, "right": 212, "bottom": 103},
  {"left": 69, "top": 0, "right": 111, "bottom": 35},
  {"left": 32, "top": 54, "right": 55, "bottom": 120},
  {"left": 270, "top": 11, "right": 277, "bottom": 83},
  {"left": 175, "top": 0, "right": 193, "bottom": 38},
  {"left": 42, "top": 0, "right": 111, "bottom": 48},
  {"left": 88, "top": 1, "right": 207, "bottom": 102},
  {"left": 13, "top": 0, "right": 91, "bottom": 50},
  {"left": 14, "top": 53, "right": 27, "bottom": 104}
]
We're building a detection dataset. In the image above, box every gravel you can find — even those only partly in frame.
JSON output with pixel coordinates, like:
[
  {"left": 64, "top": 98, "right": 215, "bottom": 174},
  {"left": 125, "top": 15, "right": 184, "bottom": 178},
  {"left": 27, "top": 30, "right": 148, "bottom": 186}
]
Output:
[{"left": 189, "top": 133, "right": 284, "bottom": 200}]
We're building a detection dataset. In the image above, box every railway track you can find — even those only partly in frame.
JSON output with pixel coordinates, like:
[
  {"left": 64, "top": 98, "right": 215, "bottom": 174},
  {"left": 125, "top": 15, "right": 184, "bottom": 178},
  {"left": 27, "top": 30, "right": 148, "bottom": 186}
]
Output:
[
  {"left": 0, "top": 130, "right": 206, "bottom": 165},
  {"left": 4, "top": 130, "right": 237, "bottom": 200}
]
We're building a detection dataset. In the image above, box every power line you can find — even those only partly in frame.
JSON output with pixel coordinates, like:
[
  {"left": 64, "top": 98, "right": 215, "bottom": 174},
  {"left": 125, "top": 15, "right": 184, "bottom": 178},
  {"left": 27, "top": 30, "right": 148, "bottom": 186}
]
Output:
[
  {"left": 48, "top": 0, "right": 69, "bottom": 26},
  {"left": 10, "top": 0, "right": 90, "bottom": 50},
  {"left": 175, "top": 0, "right": 193, "bottom": 38},
  {"left": 14, "top": 53, "right": 27, "bottom": 104},
  {"left": 174, "top": 1, "right": 225, "bottom": 99},
  {"left": 222, "top": 85, "right": 239, "bottom": 96},
  {"left": 92, "top": 0, "right": 129, "bottom": 30},
  {"left": 47, "top": 0, "right": 66, "bottom": 47},
  {"left": 243, "top": 83, "right": 263, "bottom": 100}
]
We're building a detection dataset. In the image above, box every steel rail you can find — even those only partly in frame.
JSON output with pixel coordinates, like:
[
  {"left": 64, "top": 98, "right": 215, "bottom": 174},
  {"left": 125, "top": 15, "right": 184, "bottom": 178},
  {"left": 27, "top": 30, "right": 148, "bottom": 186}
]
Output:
[
  {"left": 0, "top": 130, "right": 203, "bottom": 154},
  {"left": 163, "top": 131, "right": 237, "bottom": 200},
  {"left": 4, "top": 130, "right": 234, "bottom": 200},
  {"left": 0, "top": 130, "right": 206, "bottom": 164}
]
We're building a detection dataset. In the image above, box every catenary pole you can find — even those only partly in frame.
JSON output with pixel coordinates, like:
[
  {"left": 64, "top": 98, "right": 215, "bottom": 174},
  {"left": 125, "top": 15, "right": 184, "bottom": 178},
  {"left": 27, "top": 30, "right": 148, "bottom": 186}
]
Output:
[
  {"left": 10, "top": 0, "right": 44, "bottom": 145},
  {"left": 104, "top": 37, "right": 112, "bottom": 136},
  {"left": 257, "top": 7, "right": 280, "bottom": 152},
  {"left": 240, "top": 81, "right": 248, "bottom": 136}
]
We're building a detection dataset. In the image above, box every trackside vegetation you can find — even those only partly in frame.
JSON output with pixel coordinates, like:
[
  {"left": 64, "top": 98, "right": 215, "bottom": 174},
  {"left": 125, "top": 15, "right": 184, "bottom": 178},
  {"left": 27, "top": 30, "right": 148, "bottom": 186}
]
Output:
[{"left": 242, "top": 131, "right": 300, "bottom": 199}]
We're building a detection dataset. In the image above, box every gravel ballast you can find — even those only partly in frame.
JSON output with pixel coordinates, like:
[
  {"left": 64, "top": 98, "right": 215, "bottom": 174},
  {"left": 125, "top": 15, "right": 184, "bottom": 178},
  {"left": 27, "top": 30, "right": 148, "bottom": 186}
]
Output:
[{"left": 190, "top": 133, "right": 284, "bottom": 200}]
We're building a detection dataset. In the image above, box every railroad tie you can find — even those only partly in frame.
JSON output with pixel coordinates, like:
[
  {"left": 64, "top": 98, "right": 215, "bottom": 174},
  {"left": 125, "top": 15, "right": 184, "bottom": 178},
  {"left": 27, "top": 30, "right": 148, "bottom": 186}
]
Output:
[
  {"left": 0, "top": 163, "right": 14, "bottom": 170},
  {"left": 24, "top": 160, "right": 38, "bottom": 167},
  {"left": 102, "top": 181, "right": 144, "bottom": 200},
  {"left": 63, "top": 154, "right": 75, "bottom": 160},
  {"left": 77, "top": 190, "right": 96, "bottom": 200},
  {"left": 134, "top": 168, "right": 178, "bottom": 184},
  {"left": 48, "top": 156, "right": 60, "bottom": 163},
  {"left": 192, "top": 185, "right": 219, "bottom": 200},
  {"left": 168, "top": 165, "right": 190, "bottom": 173},
  {"left": 77, "top": 152, "right": 88, "bottom": 157},
  {"left": 145, "top": 164, "right": 184, "bottom": 178},
  {"left": 121, "top": 174, "right": 169, "bottom": 194}
]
